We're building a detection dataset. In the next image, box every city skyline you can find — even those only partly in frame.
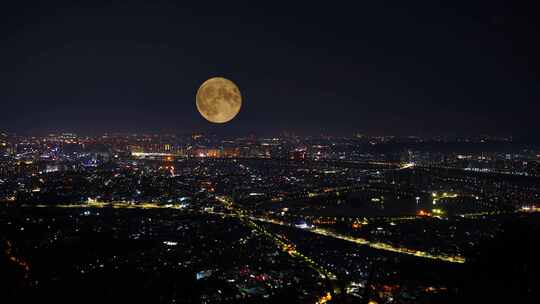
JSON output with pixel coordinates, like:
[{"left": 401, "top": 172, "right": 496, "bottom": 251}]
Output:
[
  {"left": 2, "top": 130, "right": 540, "bottom": 302},
  {"left": 2, "top": 1, "right": 540, "bottom": 303}
]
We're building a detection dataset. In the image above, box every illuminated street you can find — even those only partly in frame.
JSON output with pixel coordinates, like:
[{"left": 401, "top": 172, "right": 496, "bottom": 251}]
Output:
[{"left": 21, "top": 197, "right": 534, "bottom": 265}]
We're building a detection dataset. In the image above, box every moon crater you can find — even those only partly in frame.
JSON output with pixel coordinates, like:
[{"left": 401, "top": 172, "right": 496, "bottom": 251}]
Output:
[{"left": 196, "top": 77, "right": 242, "bottom": 123}]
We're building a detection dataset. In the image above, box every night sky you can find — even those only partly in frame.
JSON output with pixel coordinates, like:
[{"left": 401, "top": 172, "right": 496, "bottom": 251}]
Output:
[{"left": 1, "top": 1, "right": 539, "bottom": 137}]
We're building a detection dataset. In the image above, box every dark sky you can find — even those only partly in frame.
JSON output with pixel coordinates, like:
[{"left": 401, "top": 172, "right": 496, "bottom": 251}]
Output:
[{"left": 1, "top": 1, "right": 539, "bottom": 137}]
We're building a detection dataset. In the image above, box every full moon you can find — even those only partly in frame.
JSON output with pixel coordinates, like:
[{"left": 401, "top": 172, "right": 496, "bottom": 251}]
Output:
[{"left": 196, "top": 77, "right": 242, "bottom": 123}]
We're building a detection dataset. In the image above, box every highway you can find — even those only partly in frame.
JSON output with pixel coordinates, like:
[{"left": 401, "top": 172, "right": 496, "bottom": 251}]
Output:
[
  {"left": 17, "top": 199, "right": 498, "bottom": 263},
  {"left": 213, "top": 196, "right": 341, "bottom": 302},
  {"left": 214, "top": 196, "right": 338, "bottom": 281},
  {"left": 245, "top": 215, "right": 466, "bottom": 264}
]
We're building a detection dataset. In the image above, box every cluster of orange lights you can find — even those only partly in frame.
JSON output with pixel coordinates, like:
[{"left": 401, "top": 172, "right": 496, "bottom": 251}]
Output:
[
  {"left": 316, "top": 292, "right": 332, "bottom": 304},
  {"left": 425, "top": 286, "right": 448, "bottom": 293},
  {"left": 417, "top": 209, "right": 432, "bottom": 217},
  {"left": 282, "top": 244, "right": 295, "bottom": 254},
  {"left": 201, "top": 181, "right": 215, "bottom": 192},
  {"left": 418, "top": 209, "right": 445, "bottom": 217},
  {"left": 4, "top": 240, "right": 30, "bottom": 276}
]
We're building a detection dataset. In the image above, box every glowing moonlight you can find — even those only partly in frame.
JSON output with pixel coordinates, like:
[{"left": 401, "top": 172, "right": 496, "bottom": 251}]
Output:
[{"left": 196, "top": 77, "right": 242, "bottom": 123}]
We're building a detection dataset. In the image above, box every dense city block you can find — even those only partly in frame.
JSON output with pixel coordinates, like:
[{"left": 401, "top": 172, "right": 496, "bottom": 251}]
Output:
[{"left": 2, "top": 132, "right": 540, "bottom": 303}]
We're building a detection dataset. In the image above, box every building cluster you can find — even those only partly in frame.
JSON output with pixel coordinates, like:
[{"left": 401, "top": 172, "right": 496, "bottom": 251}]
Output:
[{"left": 1, "top": 131, "right": 540, "bottom": 303}]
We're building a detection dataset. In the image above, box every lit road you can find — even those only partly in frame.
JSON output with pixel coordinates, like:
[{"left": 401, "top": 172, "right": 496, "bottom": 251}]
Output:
[
  {"left": 19, "top": 199, "right": 522, "bottom": 264},
  {"left": 244, "top": 215, "right": 466, "bottom": 264},
  {"left": 213, "top": 196, "right": 341, "bottom": 302},
  {"left": 213, "top": 196, "right": 338, "bottom": 281},
  {"left": 11, "top": 199, "right": 340, "bottom": 302},
  {"left": 23, "top": 201, "right": 340, "bottom": 276}
]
